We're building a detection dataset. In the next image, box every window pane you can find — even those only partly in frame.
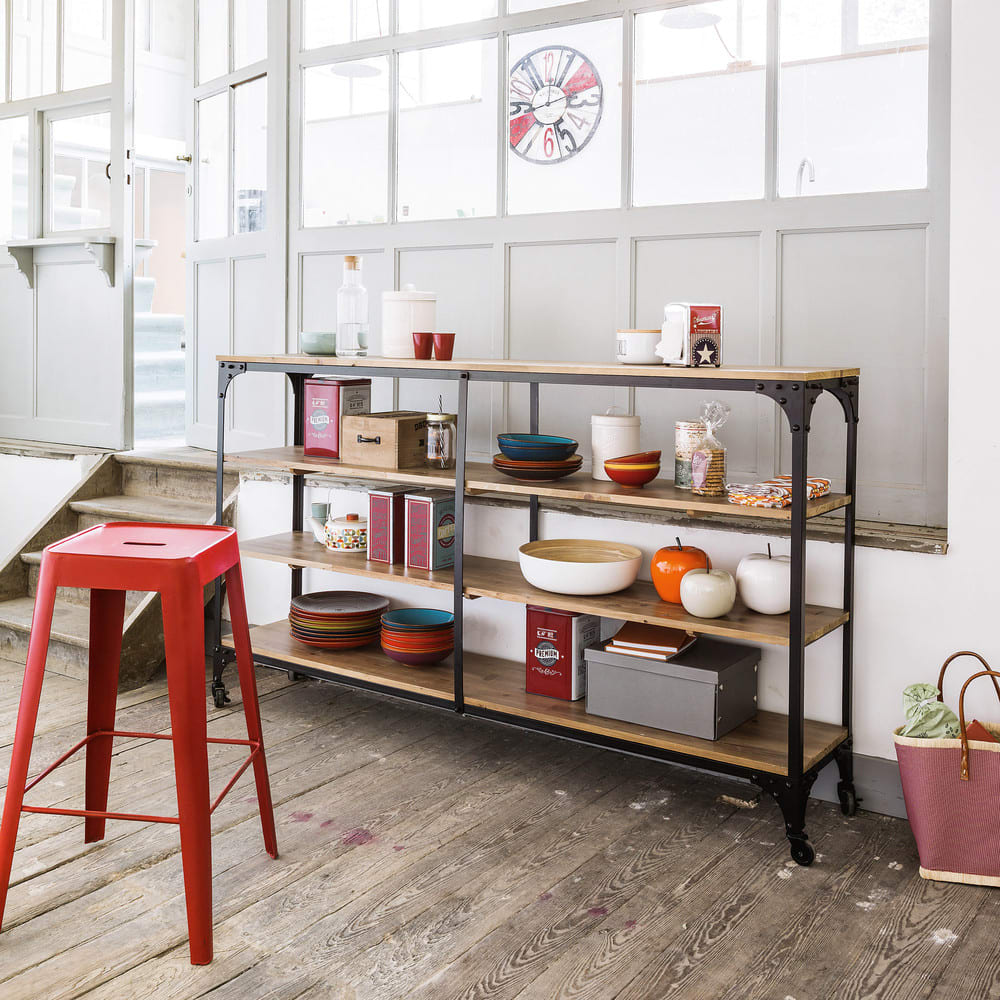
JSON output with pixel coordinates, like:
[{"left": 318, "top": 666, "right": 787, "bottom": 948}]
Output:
[
  {"left": 508, "top": 0, "right": 578, "bottom": 12},
  {"left": 302, "top": 58, "right": 388, "bottom": 226},
  {"left": 633, "top": 1, "right": 766, "bottom": 207},
  {"left": 11, "top": 0, "right": 57, "bottom": 99},
  {"left": 197, "top": 92, "right": 228, "bottom": 239},
  {"left": 398, "top": 0, "right": 495, "bottom": 33},
  {"left": 303, "top": 0, "right": 387, "bottom": 49},
  {"left": 0, "top": 117, "right": 29, "bottom": 240},
  {"left": 398, "top": 39, "right": 497, "bottom": 221},
  {"left": 778, "top": 0, "right": 929, "bottom": 196},
  {"left": 0, "top": 0, "right": 7, "bottom": 100},
  {"left": 235, "top": 0, "right": 267, "bottom": 68},
  {"left": 198, "top": 0, "right": 228, "bottom": 83},
  {"left": 49, "top": 112, "right": 111, "bottom": 231},
  {"left": 507, "top": 19, "right": 622, "bottom": 215},
  {"left": 234, "top": 76, "right": 267, "bottom": 232},
  {"left": 63, "top": 0, "right": 112, "bottom": 90}
]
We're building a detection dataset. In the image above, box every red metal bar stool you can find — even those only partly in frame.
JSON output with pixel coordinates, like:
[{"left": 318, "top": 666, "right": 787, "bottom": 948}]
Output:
[{"left": 0, "top": 522, "right": 278, "bottom": 965}]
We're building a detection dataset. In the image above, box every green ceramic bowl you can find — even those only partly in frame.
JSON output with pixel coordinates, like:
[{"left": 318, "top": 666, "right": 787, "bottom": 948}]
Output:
[{"left": 301, "top": 331, "right": 337, "bottom": 355}]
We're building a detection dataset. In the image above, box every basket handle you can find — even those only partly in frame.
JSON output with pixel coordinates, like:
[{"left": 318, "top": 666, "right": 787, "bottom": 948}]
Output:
[
  {"left": 937, "top": 651, "right": 1000, "bottom": 706},
  {"left": 957, "top": 666, "right": 1000, "bottom": 780}
]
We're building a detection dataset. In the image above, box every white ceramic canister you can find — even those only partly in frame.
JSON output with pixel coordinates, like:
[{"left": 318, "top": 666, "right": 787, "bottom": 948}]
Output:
[
  {"left": 381, "top": 285, "right": 437, "bottom": 359},
  {"left": 591, "top": 409, "right": 641, "bottom": 482}
]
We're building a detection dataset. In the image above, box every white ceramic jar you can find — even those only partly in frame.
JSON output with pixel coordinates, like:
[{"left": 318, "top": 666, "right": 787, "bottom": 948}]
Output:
[
  {"left": 591, "top": 409, "right": 641, "bottom": 482},
  {"left": 381, "top": 285, "right": 437, "bottom": 358}
]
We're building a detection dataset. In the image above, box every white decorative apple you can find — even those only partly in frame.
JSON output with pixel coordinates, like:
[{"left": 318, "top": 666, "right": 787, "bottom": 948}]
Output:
[
  {"left": 679, "top": 568, "right": 736, "bottom": 619},
  {"left": 736, "top": 547, "right": 791, "bottom": 615}
]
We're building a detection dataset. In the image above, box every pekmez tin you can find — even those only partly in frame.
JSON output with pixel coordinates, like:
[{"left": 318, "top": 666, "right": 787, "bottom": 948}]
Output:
[
  {"left": 303, "top": 378, "right": 371, "bottom": 459},
  {"left": 525, "top": 605, "right": 601, "bottom": 701},
  {"left": 405, "top": 490, "right": 456, "bottom": 571}
]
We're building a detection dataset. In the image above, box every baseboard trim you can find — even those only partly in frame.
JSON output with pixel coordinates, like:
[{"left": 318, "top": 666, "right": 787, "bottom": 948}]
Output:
[{"left": 812, "top": 753, "right": 906, "bottom": 819}]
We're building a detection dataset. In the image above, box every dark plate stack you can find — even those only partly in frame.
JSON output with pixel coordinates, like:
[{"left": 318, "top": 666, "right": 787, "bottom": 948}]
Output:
[
  {"left": 289, "top": 591, "right": 390, "bottom": 649},
  {"left": 493, "top": 433, "right": 582, "bottom": 482}
]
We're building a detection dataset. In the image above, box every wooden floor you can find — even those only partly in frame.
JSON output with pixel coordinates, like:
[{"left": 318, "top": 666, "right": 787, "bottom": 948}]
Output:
[{"left": 0, "top": 658, "right": 997, "bottom": 1000}]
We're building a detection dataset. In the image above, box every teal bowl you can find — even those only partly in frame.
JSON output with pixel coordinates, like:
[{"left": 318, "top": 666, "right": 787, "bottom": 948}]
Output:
[
  {"left": 381, "top": 608, "right": 455, "bottom": 631},
  {"left": 496, "top": 433, "right": 579, "bottom": 462},
  {"left": 301, "top": 331, "right": 337, "bottom": 355}
]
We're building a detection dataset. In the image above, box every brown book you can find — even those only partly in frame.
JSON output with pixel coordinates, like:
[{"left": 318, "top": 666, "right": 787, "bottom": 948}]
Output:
[
  {"left": 607, "top": 622, "right": 695, "bottom": 654},
  {"left": 604, "top": 644, "right": 672, "bottom": 662}
]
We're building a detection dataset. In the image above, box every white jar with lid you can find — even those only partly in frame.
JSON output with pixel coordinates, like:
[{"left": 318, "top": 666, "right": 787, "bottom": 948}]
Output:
[
  {"left": 591, "top": 409, "right": 641, "bottom": 481},
  {"left": 381, "top": 285, "right": 437, "bottom": 358}
]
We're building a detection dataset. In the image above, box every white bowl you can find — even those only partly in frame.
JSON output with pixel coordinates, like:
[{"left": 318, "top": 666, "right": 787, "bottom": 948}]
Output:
[{"left": 518, "top": 539, "right": 642, "bottom": 596}]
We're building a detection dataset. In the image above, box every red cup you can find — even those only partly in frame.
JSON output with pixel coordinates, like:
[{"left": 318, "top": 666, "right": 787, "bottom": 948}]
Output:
[
  {"left": 433, "top": 333, "right": 456, "bottom": 361},
  {"left": 412, "top": 331, "right": 433, "bottom": 360}
]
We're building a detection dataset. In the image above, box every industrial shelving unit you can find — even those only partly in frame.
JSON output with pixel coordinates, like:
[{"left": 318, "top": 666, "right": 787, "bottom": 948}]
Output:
[{"left": 212, "top": 355, "right": 860, "bottom": 864}]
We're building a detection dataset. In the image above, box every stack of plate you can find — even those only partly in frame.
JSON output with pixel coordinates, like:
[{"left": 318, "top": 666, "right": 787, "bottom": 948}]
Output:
[
  {"left": 493, "top": 433, "right": 582, "bottom": 483},
  {"left": 289, "top": 591, "right": 390, "bottom": 649},
  {"left": 381, "top": 609, "right": 455, "bottom": 666}
]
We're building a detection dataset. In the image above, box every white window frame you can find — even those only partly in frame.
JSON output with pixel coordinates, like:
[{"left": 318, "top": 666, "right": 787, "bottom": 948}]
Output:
[{"left": 285, "top": 0, "right": 948, "bottom": 526}]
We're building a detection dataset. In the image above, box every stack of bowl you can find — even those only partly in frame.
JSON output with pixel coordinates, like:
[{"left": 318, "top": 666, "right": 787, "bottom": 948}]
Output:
[
  {"left": 381, "top": 609, "right": 455, "bottom": 666},
  {"left": 493, "top": 433, "right": 582, "bottom": 482},
  {"left": 604, "top": 450, "right": 662, "bottom": 489},
  {"left": 289, "top": 591, "right": 389, "bottom": 649}
]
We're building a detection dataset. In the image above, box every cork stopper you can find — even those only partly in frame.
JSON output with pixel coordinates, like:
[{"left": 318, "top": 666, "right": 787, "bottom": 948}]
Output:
[{"left": 344, "top": 255, "right": 360, "bottom": 270}]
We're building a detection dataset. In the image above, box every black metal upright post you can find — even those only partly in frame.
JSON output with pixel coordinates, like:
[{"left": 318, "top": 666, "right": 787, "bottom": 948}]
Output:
[
  {"left": 529, "top": 381, "right": 539, "bottom": 542},
  {"left": 289, "top": 374, "right": 306, "bottom": 601},
  {"left": 452, "top": 373, "right": 469, "bottom": 713}
]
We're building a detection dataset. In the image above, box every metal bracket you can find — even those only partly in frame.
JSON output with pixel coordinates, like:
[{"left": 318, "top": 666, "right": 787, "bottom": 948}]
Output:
[
  {"left": 826, "top": 376, "right": 860, "bottom": 425},
  {"left": 218, "top": 361, "right": 247, "bottom": 399},
  {"left": 753, "top": 381, "right": 820, "bottom": 434}
]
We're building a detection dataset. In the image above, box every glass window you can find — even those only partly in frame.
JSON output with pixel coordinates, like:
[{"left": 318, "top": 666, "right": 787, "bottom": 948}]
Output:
[
  {"left": 0, "top": 117, "right": 30, "bottom": 240},
  {"left": 235, "top": 0, "right": 267, "bottom": 68},
  {"left": 508, "top": 0, "right": 578, "bottom": 12},
  {"left": 48, "top": 111, "right": 111, "bottom": 231},
  {"left": 633, "top": 1, "right": 766, "bottom": 207},
  {"left": 778, "top": 0, "right": 929, "bottom": 196},
  {"left": 398, "top": 0, "right": 495, "bottom": 33},
  {"left": 197, "top": 92, "right": 228, "bottom": 239},
  {"left": 303, "top": 0, "right": 387, "bottom": 50},
  {"left": 11, "top": 0, "right": 57, "bottom": 100},
  {"left": 63, "top": 0, "right": 112, "bottom": 91},
  {"left": 397, "top": 39, "right": 497, "bottom": 221},
  {"left": 302, "top": 57, "right": 389, "bottom": 226},
  {"left": 198, "top": 0, "right": 228, "bottom": 83},
  {"left": 507, "top": 18, "right": 622, "bottom": 216},
  {"left": 233, "top": 76, "right": 267, "bottom": 232},
  {"left": 0, "top": 0, "right": 7, "bottom": 101}
]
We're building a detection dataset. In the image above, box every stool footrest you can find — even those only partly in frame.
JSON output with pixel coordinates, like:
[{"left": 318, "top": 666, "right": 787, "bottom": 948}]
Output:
[{"left": 20, "top": 729, "right": 263, "bottom": 825}]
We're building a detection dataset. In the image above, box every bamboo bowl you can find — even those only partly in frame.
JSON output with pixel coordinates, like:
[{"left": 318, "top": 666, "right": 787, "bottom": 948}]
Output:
[{"left": 518, "top": 538, "right": 643, "bottom": 595}]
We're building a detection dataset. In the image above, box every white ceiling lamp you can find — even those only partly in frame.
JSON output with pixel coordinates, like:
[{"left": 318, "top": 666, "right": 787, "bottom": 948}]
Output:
[{"left": 660, "top": 7, "right": 723, "bottom": 29}]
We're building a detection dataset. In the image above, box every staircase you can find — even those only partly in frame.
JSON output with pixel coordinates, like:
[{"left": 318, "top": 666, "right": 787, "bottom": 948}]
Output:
[
  {"left": 134, "top": 276, "right": 186, "bottom": 447},
  {"left": 0, "top": 450, "right": 238, "bottom": 689}
]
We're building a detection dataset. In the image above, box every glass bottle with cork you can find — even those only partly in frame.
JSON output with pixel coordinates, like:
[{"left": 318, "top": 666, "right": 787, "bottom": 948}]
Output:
[{"left": 336, "top": 255, "right": 369, "bottom": 358}]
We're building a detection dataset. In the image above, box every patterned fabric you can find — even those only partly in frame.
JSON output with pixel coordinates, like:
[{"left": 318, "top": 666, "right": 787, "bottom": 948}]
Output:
[{"left": 725, "top": 476, "right": 832, "bottom": 508}]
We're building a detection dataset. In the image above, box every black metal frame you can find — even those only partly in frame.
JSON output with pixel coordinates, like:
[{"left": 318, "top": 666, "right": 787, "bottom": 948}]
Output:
[{"left": 213, "top": 359, "right": 859, "bottom": 865}]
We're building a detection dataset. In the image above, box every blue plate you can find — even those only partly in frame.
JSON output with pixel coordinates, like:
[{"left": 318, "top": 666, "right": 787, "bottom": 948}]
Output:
[
  {"left": 381, "top": 608, "right": 456, "bottom": 630},
  {"left": 496, "top": 433, "right": 579, "bottom": 462}
]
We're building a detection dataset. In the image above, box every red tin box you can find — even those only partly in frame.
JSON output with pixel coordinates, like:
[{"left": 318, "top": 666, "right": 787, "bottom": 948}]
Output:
[
  {"left": 405, "top": 490, "right": 456, "bottom": 571},
  {"left": 526, "top": 605, "right": 601, "bottom": 701},
  {"left": 368, "top": 485, "right": 417, "bottom": 565},
  {"left": 303, "top": 378, "right": 371, "bottom": 459}
]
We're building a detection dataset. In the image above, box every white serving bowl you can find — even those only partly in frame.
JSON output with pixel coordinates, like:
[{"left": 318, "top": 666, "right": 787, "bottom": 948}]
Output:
[{"left": 518, "top": 539, "right": 643, "bottom": 596}]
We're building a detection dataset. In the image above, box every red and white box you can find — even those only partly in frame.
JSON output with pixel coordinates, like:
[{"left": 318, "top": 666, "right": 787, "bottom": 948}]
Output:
[
  {"left": 405, "top": 490, "right": 456, "bottom": 571},
  {"left": 303, "top": 378, "right": 371, "bottom": 459},
  {"left": 367, "top": 485, "right": 416, "bottom": 565},
  {"left": 525, "top": 605, "right": 601, "bottom": 701}
]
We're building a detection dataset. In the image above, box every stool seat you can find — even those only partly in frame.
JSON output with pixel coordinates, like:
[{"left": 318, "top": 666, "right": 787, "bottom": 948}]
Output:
[{"left": 0, "top": 522, "right": 277, "bottom": 965}]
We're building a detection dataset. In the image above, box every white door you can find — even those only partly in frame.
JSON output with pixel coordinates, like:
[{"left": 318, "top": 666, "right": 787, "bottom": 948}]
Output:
[
  {"left": 0, "top": 0, "right": 134, "bottom": 450},
  {"left": 183, "top": 0, "right": 287, "bottom": 453}
]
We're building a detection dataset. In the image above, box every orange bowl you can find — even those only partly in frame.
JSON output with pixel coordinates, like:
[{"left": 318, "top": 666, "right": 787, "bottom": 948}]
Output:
[{"left": 604, "top": 451, "right": 661, "bottom": 489}]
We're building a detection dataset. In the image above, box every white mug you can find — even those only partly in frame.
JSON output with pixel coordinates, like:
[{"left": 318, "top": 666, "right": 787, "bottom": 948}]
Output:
[{"left": 615, "top": 329, "right": 661, "bottom": 365}]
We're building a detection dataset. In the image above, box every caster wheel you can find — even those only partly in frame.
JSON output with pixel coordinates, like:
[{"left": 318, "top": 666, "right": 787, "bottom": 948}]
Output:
[
  {"left": 838, "top": 783, "right": 858, "bottom": 817},
  {"left": 790, "top": 839, "right": 815, "bottom": 867},
  {"left": 287, "top": 670, "right": 304, "bottom": 682},
  {"left": 212, "top": 687, "right": 229, "bottom": 709}
]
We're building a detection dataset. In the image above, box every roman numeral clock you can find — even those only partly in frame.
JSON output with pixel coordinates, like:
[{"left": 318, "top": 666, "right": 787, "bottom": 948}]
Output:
[{"left": 509, "top": 46, "right": 603, "bottom": 163}]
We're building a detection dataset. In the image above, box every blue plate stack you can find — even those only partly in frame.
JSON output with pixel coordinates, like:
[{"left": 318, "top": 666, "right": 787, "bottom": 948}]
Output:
[{"left": 493, "top": 434, "right": 583, "bottom": 482}]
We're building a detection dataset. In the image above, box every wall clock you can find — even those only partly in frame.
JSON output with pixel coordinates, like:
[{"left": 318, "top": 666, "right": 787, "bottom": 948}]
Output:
[{"left": 509, "top": 45, "right": 603, "bottom": 164}]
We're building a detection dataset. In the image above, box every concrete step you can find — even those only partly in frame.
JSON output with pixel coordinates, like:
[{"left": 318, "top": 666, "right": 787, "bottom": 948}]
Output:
[
  {"left": 118, "top": 454, "right": 237, "bottom": 503},
  {"left": 135, "top": 353, "right": 184, "bottom": 393},
  {"left": 0, "top": 596, "right": 94, "bottom": 680},
  {"left": 70, "top": 494, "right": 216, "bottom": 530},
  {"left": 21, "top": 552, "right": 147, "bottom": 613}
]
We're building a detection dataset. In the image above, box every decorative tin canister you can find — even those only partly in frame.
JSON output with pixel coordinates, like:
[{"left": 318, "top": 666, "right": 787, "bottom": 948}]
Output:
[
  {"left": 368, "top": 486, "right": 414, "bottom": 565},
  {"left": 303, "top": 378, "right": 372, "bottom": 459},
  {"left": 674, "top": 419, "right": 705, "bottom": 491},
  {"left": 525, "top": 605, "right": 601, "bottom": 701},
  {"left": 405, "top": 490, "right": 456, "bottom": 571}
]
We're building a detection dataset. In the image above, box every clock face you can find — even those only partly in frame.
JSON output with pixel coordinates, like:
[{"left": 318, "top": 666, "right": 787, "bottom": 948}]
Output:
[{"left": 509, "top": 45, "right": 603, "bottom": 165}]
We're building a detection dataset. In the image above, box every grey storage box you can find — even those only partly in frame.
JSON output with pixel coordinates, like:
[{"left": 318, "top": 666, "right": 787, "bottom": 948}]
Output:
[{"left": 585, "top": 637, "right": 759, "bottom": 740}]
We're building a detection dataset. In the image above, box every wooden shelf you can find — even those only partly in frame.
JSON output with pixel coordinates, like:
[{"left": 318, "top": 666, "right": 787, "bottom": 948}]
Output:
[
  {"left": 220, "top": 355, "right": 860, "bottom": 383},
  {"left": 240, "top": 532, "right": 848, "bottom": 646},
  {"left": 231, "top": 621, "right": 847, "bottom": 776},
  {"left": 228, "top": 447, "right": 851, "bottom": 521}
]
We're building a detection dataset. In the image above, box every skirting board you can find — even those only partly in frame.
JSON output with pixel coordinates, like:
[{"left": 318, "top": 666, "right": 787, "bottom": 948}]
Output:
[{"left": 812, "top": 753, "right": 906, "bottom": 820}]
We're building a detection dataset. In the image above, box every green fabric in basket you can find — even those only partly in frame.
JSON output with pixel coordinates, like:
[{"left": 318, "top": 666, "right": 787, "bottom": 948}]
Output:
[{"left": 900, "top": 683, "right": 961, "bottom": 739}]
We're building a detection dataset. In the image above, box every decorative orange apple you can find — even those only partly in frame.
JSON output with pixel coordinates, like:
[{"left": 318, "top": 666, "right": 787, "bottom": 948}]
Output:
[{"left": 651, "top": 537, "right": 710, "bottom": 604}]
